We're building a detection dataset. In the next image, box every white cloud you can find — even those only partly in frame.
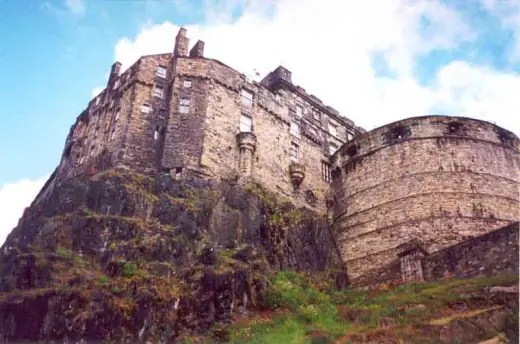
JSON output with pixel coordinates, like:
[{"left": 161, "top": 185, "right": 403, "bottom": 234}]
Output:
[
  {"left": 91, "top": 87, "right": 103, "bottom": 98},
  {"left": 64, "top": 0, "right": 85, "bottom": 15},
  {"left": 0, "top": 176, "right": 49, "bottom": 247},
  {"left": 480, "top": 0, "right": 520, "bottom": 63},
  {"left": 112, "top": 0, "right": 519, "bottom": 135}
]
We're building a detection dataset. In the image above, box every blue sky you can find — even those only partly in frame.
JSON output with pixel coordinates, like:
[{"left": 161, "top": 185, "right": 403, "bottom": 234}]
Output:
[{"left": 1, "top": 0, "right": 520, "bottom": 244}]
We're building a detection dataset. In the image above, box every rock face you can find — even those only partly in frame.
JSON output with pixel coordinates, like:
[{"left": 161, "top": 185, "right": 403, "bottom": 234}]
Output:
[{"left": 0, "top": 169, "right": 345, "bottom": 342}]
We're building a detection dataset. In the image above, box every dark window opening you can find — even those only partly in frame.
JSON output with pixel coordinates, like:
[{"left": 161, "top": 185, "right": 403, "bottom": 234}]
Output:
[
  {"left": 175, "top": 167, "right": 183, "bottom": 175},
  {"left": 345, "top": 145, "right": 358, "bottom": 158},
  {"left": 448, "top": 121, "right": 463, "bottom": 134}
]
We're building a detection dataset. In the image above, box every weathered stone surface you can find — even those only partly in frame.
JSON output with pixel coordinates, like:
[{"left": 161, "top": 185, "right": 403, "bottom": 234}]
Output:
[
  {"left": 331, "top": 116, "right": 520, "bottom": 281},
  {"left": 0, "top": 170, "right": 344, "bottom": 342}
]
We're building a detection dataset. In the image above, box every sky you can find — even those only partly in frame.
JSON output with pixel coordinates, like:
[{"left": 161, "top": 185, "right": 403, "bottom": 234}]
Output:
[{"left": 1, "top": 0, "right": 520, "bottom": 245}]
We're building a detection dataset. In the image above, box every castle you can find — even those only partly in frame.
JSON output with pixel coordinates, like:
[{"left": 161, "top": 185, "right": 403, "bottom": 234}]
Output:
[{"left": 36, "top": 28, "right": 520, "bottom": 284}]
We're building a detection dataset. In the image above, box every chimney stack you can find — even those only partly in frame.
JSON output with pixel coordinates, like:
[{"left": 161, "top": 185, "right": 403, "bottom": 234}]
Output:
[
  {"left": 189, "top": 40, "right": 205, "bottom": 58},
  {"left": 174, "top": 27, "right": 189, "bottom": 57}
]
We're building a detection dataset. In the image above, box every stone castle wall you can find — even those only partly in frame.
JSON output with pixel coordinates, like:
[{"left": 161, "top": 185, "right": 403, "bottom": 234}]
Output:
[
  {"left": 331, "top": 116, "right": 520, "bottom": 281},
  {"left": 51, "top": 28, "right": 362, "bottom": 214},
  {"left": 39, "top": 27, "right": 519, "bottom": 285}
]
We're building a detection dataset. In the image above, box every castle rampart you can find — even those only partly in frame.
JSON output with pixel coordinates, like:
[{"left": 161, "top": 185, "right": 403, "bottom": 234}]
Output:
[{"left": 331, "top": 116, "right": 520, "bottom": 281}]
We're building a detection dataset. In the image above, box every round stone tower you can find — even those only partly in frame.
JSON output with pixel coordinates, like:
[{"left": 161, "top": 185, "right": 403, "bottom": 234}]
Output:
[{"left": 330, "top": 115, "right": 520, "bottom": 281}]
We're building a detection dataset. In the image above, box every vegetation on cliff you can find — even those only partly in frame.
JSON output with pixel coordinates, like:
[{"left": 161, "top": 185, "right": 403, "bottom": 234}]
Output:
[{"left": 208, "top": 272, "right": 517, "bottom": 343}]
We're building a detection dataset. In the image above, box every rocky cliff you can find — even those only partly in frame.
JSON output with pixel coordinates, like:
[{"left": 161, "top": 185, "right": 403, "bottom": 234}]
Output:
[{"left": 0, "top": 169, "right": 346, "bottom": 342}]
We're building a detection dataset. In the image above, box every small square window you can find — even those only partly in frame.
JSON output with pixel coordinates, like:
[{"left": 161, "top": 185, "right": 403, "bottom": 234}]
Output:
[
  {"left": 241, "top": 89, "right": 253, "bottom": 112},
  {"left": 296, "top": 105, "right": 303, "bottom": 118},
  {"left": 290, "top": 142, "right": 299, "bottom": 162},
  {"left": 153, "top": 85, "right": 164, "bottom": 98},
  {"left": 290, "top": 121, "right": 300, "bottom": 138},
  {"left": 156, "top": 66, "right": 167, "bottom": 78},
  {"left": 183, "top": 80, "right": 192, "bottom": 88},
  {"left": 328, "top": 122, "right": 338, "bottom": 137},
  {"left": 240, "top": 115, "right": 252, "bottom": 132},
  {"left": 141, "top": 103, "right": 152, "bottom": 113},
  {"left": 179, "top": 98, "right": 190, "bottom": 114}
]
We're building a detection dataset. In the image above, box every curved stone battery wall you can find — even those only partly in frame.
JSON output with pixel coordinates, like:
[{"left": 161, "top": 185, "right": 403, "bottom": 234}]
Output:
[{"left": 330, "top": 116, "right": 520, "bottom": 281}]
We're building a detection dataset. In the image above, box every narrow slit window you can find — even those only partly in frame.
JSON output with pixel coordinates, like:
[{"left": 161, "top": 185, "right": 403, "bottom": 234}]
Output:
[
  {"left": 290, "top": 142, "right": 299, "bottom": 162},
  {"left": 241, "top": 89, "right": 253, "bottom": 112},
  {"left": 321, "top": 162, "right": 331, "bottom": 183}
]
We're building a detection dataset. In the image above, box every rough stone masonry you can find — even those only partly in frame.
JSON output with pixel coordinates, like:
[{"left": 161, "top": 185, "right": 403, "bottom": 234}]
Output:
[{"left": 34, "top": 27, "right": 520, "bottom": 283}]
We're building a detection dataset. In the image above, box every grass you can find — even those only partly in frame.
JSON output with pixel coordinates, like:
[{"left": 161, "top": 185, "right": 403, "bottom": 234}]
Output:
[{"left": 227, "top": 272, "right": 519, "bottom": 343}]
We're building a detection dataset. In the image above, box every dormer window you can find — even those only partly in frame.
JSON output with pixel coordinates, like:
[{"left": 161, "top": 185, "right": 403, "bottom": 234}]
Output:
[{"left": 156, "top": 66, "right": 167, "bottom": 78}]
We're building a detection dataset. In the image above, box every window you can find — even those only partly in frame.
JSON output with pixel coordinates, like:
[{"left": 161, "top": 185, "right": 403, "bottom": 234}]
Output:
[
  {"left": 156, "top": 66, "right": 167, "bottom": 78},
  {"left": 275, "top": 93, "right": 282, "bottom": 102},
  {"left": 154, "top": 127, "right": 160, "bottom": 141},
  {"left": 113, "top": 79, "right": 120, "bottom": 90},
  {"left": 296, "top": 105, "right": 303, "bottom": 118},
  {"left": 290, "top": 142, "right": 299, "bottom": 162},
  {"left": 95, "top": 97, "right": 100, "bottom": 106},
  {"left": 347, "top": 133, "right": 353, "bottom": 141},
  {"left": 78, "top": 156, "right": 84, "bottom": 165},
  {"left": 321, "top": 162, "right": 331, "bottom": 183},
  {"left": 90, "top": 146, "right": 95, "bottom": 157},
  {"left": 328, "top": 121, "right": 338, "bottom": 137},
  {"left": 109, "top": 100, "right": 115, "bottom": 108},
  {"left": 114, "top": 110, "right": 120, "bottom": 121},
  {"left": 241, "top": 89, "right": 253, "bottom": 112},
  {"left": 329, "top": 141, "right": 339, "bottom": 155},
  {"left": 140, "top": 103, "right": 152, "bottom": 113},
  {"left": 110, "top": 129, "right": 116, "bottom": 141},
  {"left": 240, "top": 115, "right": 252, "bottom": 132},
  {"left": 179, "top": 98, "right": 190, "bottom": 114},
  {"left": 153, "top": 85, "right": 164, "bottom": 98},
  {"left": 312, "top": 110, "right": 320, "bottom": 121},
  {"left": 183, "top": 80, "right": 192, "bottom": 88},
  {"left": 290, "top": 121, "right": 300, "bottom": 138}
]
